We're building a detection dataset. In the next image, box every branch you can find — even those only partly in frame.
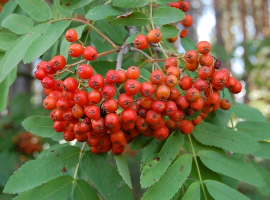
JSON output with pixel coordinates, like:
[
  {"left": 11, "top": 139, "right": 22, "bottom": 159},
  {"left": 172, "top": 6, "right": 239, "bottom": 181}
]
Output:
[
  {"left": 130, "top": 47, "right": 162, "bottom": 70},
  {"left": 116, "top": 26, "right": 138, "bottom": 71}
]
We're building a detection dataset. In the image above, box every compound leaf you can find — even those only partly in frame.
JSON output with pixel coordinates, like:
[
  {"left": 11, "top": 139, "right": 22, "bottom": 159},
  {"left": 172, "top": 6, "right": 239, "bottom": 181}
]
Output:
[
  {"left": 140, "top": 131, "right": 184, "bottom": 188},
  {"left": 198, "top": 150, "right": 264, "bottom": 187},
  {"left": 24, "top": 20, "right": 70, "bottom": 63},
  {"left": 205, "top": 180, "right": 249, "bottom": 200},
  {"left": 141, "top": 154, "right": 192, "bottom": 200},
  {"left": 13, "top": 176, "right": 73, "bottom": 200},
  {"left": 16, "top": 0, "right": 52, "bottom": 22},
  {"left": 73, "top": 179, "right": 99, "bottom": 200},
  {"left": 81, "top": 151, "right": 134, "bottom": 200},
  {"left": 4, "top": 146, "right": 80, "bottom": 194},
  {"left": 192, "top": 122, "right": 260, "bottom": 154}
]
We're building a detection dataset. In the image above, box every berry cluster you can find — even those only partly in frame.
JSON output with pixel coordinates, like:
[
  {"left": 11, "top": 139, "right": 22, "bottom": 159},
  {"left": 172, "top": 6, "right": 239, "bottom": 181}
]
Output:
[
  {"left": 13, "top": 132, "right": 42, "bottom": 155},
  {"left": 34, "top": 23, "right": 241, "bottom": 155}
]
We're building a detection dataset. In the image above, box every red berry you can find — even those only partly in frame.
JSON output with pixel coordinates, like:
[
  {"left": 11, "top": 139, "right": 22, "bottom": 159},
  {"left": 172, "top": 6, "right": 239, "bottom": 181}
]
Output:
[
  {"left": 179, "top": 120, "right": 193, "bottom": 134},
  {"left": 147, "top": 29, "right": 162, "bottom": 43},
  {"left": 134, "top": 34, "right": 149, "bottom": 50},
  {"left": 181, "top": 15, "right": 193, "bottom": 27},
  {"left": 51, "top": 55, "right": 66, "bottom": 71},
  {"left": 68, "top": 43, "right": 83, "bottom": 57},
  {"left": 42, "top": 76, "right": 55, "bottom": 89},
  {"left": 83, "top": 46, "right": 98, "bottom": 61},
  {"left": 63, "top": 77, "right": 78, "bottom": 92},
  {"left": 88, "top": 74, "right": 104, "bottom": 89},
  {"left": 106, "top": 70, "right": 119, "bottom": 84},
  {"left": 127, "top": 66, "right": 140, "bottom": 79},
  {"left": 65, "top": 29, "right": 78, "bottom": 42},
  {"left": 78, "top": 64, "right": 94, "bottom": 79},
  {"left": 197, "top": 41, "right": 211, "bottom": 54},
  {"left": 179, "top": 76, "right": 193, "bottom": 90},
  {"left": 124, "top": 79, "right": 141, "bottom": 96}
]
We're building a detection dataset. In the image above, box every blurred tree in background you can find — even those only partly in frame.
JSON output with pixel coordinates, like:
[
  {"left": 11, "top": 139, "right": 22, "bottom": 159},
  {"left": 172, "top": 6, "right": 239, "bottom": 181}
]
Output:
[{"left": 0, "top": 0, "right": 270, "bottom": 199}]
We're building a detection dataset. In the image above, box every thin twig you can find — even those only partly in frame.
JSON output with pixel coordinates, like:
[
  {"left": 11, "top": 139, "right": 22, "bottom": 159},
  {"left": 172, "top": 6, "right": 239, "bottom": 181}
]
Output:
[{"left": 130, "top": 47, "right": 162, "bottom": 70}]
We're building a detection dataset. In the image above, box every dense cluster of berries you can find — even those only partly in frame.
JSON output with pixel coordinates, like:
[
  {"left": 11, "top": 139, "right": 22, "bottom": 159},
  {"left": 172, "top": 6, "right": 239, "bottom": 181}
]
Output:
[
  {"left": 34, "top": 22, "right": 241, "bottom": 155},
  {"left": 12, "top": 132, "right": 42, "bottom": 155}
]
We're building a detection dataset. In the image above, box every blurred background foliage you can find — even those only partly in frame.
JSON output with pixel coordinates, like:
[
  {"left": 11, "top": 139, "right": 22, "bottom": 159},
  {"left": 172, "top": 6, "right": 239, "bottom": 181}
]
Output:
[{"left": 0, "top": 0, "right": 270, "bottom": 199}]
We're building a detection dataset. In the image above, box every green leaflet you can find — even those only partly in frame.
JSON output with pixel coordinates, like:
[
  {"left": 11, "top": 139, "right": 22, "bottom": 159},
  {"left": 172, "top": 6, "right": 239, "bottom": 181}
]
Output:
[
  {"left": 81, "top": 151, "right": 135, "bottom": 200},
  {"left": 16, "top": 0, "right": 52, "bottom": 22},
  {"left": 181, "top": 181, "right": 201, "bottom": 200},
  {"left": 236, "top": 121, "right": 270, "bottom": 141},
  {"left": 4, "top": 146, "right": 80, "bottom": 194},
  {"left": 152, "top": 7, "right": 185, "bottom": 25},
  {"left": 141, "top": 154, "right": 192, "bottom": 200},
  {"left": 90, "top": 26, "right": 117, "bottom": 61},
  {"left": 94, "top": 20, "right": 128, "bottom": 46},
  {"left": 114, "top": 155, "right": 132, "bottom": 188},
  {"left": 23, "top": 20, "right": 71, "bottom": 63},
  {"left": 141, "top": 138, "right": 166, "bottom": 170},
  {"left": 22, "top": 116, "right": 63, "bottom": 141},
  {"left": 0, "top": 32, "right": 18, "bottom": 51},
  {"left": 13, "top": 176, "right": 74, "bottom": 200},
  {"left": 160, "top": 24, "right": 178, "bottom": 38},
  {"left": 198, "top": 150, "right": 264, "bottom": 187},
  {"left": 205, "top": 180, "right": 249, "bottom": 200},
  {"left": 231, "top": 102, "right": 266, "bottom": 121},
  {"left": 138, "top": 68, "right": 151, "bottom": 84},
  {"left": 130, "top": 134, "right": 154, "bottom": 150},
  {"left": 181, "top": 37, "right": 197, "bottom": 51},
  {"left": 106, "top": 11, "right": 150, "bottom": 26},
  {"left": 85, "top": 5, "right": 125, "bottom": 20},
  {"left": 192, "top": 122, "right": 260, "bottom": 154},
  {"left": 252, "top": 142, "right": 270, "bottom": 159},
  {"left": 59, "top": 0, "right": 93, "bottom": 10},
  {"left": 91, "top": 61, "right": 116, "bottom": 76},
  {"left": 0, "top": 23, "right": 50, "bottom": 83},
  {"left": 250, "top": 161, "right": 270, "bottom": 197},
  {"left": 1, "top": 14, "right": 33, "bottom": 35},
  {"left": 140, "top": 132, "right": 184, "bottom": 188},
  {"left": 0, "top": 1, "right": 18, "bottom": 29},
  {"left": 0, "top": 67, "right": 17, "bottom": 112},
  {"left": 112, "top": 0, "right": 149, "bottom": 8},
  {"left": 73, "top": 179, "right": 99, "bottom": 200}
]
